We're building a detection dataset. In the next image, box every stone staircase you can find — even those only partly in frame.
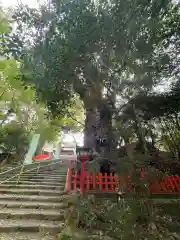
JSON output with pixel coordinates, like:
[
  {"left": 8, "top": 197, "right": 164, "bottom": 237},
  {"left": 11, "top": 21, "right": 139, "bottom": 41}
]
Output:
[{"left": 0, "top": 161, "right": 68, "bottom": 240}]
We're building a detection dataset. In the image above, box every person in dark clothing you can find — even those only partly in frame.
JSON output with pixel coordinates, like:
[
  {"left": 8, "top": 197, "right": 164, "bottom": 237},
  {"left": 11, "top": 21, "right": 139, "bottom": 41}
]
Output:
[{"left": 100, "top": 160, "right": 114, "bottom": 176}]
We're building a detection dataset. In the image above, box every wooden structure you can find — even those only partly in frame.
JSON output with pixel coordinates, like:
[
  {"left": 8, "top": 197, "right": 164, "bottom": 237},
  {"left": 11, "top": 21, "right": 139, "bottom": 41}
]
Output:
[{"left": 65, "top": 159, "right": 180, "bottom": 198}]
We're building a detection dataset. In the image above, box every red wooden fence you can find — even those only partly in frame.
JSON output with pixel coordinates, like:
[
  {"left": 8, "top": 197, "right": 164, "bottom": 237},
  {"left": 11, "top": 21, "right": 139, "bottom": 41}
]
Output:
[
  {"left": 64, "top": 160, "right": 180, "bottom": 198},
  {"left": 72, "top": 171, "right": 120, "bottom": 193},
  {"left": 150, "top": 175, "right": 180, "bottom": 194}
]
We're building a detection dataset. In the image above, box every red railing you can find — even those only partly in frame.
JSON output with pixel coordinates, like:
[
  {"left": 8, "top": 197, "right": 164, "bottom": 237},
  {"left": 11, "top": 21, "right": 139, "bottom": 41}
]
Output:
[
  {"left": 150, "top": 175, "right": 180, "bottom": 194},
  {"left": 123, "top": 174, "right": 180, "bottom": 194},
  {"left": 72, "top": 171, "right": 120, "bottom": 195},
  {"left": 65, "top": 166, "right": 72, "bottom": 193},
  {"left": 64, "top": 160, "right": 75, "bottom": 193},
  {"left": 65, "top": 160, "right": 180, "bottom": 198}
]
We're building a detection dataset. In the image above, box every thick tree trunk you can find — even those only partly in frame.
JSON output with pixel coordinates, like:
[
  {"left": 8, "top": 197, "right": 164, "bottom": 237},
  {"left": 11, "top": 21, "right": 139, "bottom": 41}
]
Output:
[
  {"left": 82, "top": 86, "right": 101, "bottom": 149},
  {"left": 132, "top": 104, "right": 148, "bottom": 157},
  {"left": 82, "top": 87, "right": 114, "bottom": 157},
  {"left": 84, "top": 107, "right": 97, "bottom": 149},
  {"left": 96, "top": 99, "right": 113, "bottom": 157}
]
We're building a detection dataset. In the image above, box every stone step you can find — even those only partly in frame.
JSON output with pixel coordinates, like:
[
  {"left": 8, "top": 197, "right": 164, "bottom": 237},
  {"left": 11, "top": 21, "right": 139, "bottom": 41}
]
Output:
[
  {"left": 27, "top": 170, "right": 66, "bottom": 173},
  {"left": 20, "top": 175, "right": 66, "bottom": 181},
  {"left": 19, "top": 175, "right": 66, "bottom": 179},
  {"left": 0, "top": 184, "right": 64, "bottom": 190},
  {"left": 24, "top": 171, "right": 67, "bottom": 174},
  {"left": 0, "top": 208, "right": 65, "bottom": 221},
  {"left": 0, "top": 188, "right": 64, "bottom": 196},
  {"left": 0, "top": 170, "right": 66, "bottom": 176},
  {"left": 8, "top": 178, "right": 65, "bottom": 183},
  {"left": 0, "top": 200, "right": 68, "bottom": 209},
  {"left": 31, "top": 169, "right": 67, "bottom": 172},
  {"left": 16, "top": 175, "right": 66, "bottom": 179},
  {"left": 21, "top": 177, "right": 66, "bottom": 181},
  {"left": 21, "top": 172, "right": 66, "bottom": 175},
  {"left": 0, "top": 194, "right": 62, "bottom": 202},
  {"left": 0, "top": 232, "right": 56, "bottom": 240},
  {"left": 13, "top": 180, "right": 64, "bottom": 185},
  {"left": 0, "top": 178, "right": 66, "bottom": 186},
  {"left": 26, "top": 171, "right": 66, "bottom": 175},
  {"left": 0, "top": 165, "right": 67, "bottom": 238},
  {"left": 2, "top": 180, "right": 65, "bottom": 186},
  {"left": 0, "top": 168, "right": 61, "bottom": 174},
  {"left": 27, "top": 169, "right": 64, "bottom": 172},
  {"left": 0, "top": 219, "right": 64, "bottom": 233},
  {"left": 31, "top": 168, "right": 68, "bottom": 173},
  {"left": 24, "top": 174, "right": 66, "bottom": 178}
]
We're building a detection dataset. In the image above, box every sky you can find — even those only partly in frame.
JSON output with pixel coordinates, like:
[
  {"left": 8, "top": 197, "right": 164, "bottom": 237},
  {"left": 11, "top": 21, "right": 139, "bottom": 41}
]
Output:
[{"left": 62, "top": 132, "right": 83, "bottom": 147}]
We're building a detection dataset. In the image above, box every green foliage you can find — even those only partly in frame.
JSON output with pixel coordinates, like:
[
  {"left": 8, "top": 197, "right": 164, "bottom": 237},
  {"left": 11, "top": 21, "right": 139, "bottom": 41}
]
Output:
[
  {"left": 9, "top": 0, "right": 179, "bottom": 112},
  {"left": 0, "top": 56, "right": 60, "bottom": 143},
  {"left": 58, "top": 96, "right": 84, "bottom": 132},
  {"left": 59, "top": 190, "right": 178, "bottom": 240},
  {"left": 0, "top": 13, "right": 9, "bottom": 34},
  {"left": 0, "top": 9, "right": 10, "bottom": 54},
  {"left": 0, "top": 10, "right": 63, "bottom": 156},
  {"left": 0, "top": 121, "right": 30, "bottom": 155},
  {"left": 6, "top": 0, "right": 180, "bottom": 152},
  {"left": 159, "top": 120, "right": 180, "bottom": 157}
]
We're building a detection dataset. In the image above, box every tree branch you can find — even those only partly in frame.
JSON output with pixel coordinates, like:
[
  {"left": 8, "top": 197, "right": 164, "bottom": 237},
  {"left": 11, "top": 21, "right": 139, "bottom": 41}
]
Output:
[
  {"left": 66, "top": 109, "right": 85, "bottom": 127},
  {"left": 0, "top": 89, "right": 6, "bottom": 100}
]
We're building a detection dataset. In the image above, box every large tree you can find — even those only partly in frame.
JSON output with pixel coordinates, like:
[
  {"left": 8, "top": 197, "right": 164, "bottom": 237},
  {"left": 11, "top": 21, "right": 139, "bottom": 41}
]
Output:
[{"left": 6, "top": 0, "right": 180, "bottom": 156}]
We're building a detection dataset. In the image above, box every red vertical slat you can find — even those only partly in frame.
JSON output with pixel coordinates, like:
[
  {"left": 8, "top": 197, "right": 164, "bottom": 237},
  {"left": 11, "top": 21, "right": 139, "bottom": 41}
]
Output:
[
  {"left": 165, "top": 176, "right": 174, "bottom": 193},
  {"left": 173, "top": 176, "right": 179, "bottom": 192},
  {"left": 117, "top": 176, "right": 120, "bottom": 191},
  {"left": 80, "top": 159, "right": 85, "bottom": 199},
  {"left": 89, "top": 174, "right": 92, "bottom": 190},
  {"left": 170, "top": 176, "right": 176, "bottom": 192},
  {"left": 64, "top": 160, "right": 73, "bottom": 193},
  {"left": 64, "top": 167, "right": 71, "bottom": 193},
  {"left": 99, "top": 173, "right": 103, "bottom": 191},
  {"left": 114, "top": 176, "right": 119, "bottom": 192},
  {"left": 113, "top": 176, "right": 116, "bottom": 192},
  {"left": 175, "top": 175, "right": 180, "bottom": 184},
  {"left": 169, "top": 176, "right": 175, "bottom": 192},
  {"left": 171, "top": 175, "right": 180, "bottom": 193},
  {"left": 86, "top": 172, "right": 90, "bottom": 192},
  {"left": 175, "top": 175, "right": 180, "bottom": 192},
  {"left": 91, "top": 173, "right": 93, "bottom": 190},
  {"left": 105, "top": 173, "right": 108, "bottom": 192},
  {"left": 178, "top": 175, "right": 180, "bottom": 192},
  {"left": 93, "top": 173, "right": 96, "bottom": 190},
  {"left": 164, "top": 177, "right": 169, "bottom": 192},
  {"left": 110, "top": 173, "right": 113, "bottom": 191},
  {"left": 140, "top": 168, "right": 145, "bottom": 180},
  {"left": 160, "top": 181, "right": 166, "bottom": 193},
  {"left": 90, "top": 173, "right": 94, "bottom": 189}
]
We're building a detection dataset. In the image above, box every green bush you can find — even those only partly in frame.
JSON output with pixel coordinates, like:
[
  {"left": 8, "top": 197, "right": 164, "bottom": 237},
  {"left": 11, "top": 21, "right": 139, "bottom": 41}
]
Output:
[
  {"left": 0, "top": 121, "right": 30, "bottom": 162},
  {"left": 58, "top": 176, "right": 180, "bottom": 240}
]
